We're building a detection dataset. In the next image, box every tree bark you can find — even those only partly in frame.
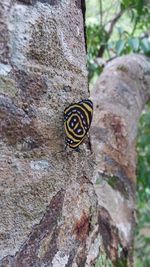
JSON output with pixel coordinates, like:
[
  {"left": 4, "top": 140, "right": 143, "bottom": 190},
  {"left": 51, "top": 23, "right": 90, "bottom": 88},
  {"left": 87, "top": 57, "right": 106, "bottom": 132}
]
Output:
[
  {"left": 0, "top": 1, "right": 150, "bottom": 266},
  {"left": 90, "top": 54, "right": 150, "bottom": 266}
]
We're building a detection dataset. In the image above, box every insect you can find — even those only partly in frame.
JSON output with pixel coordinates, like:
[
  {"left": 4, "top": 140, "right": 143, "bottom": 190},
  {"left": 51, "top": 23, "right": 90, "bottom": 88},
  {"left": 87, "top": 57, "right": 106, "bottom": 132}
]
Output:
[{"left": 64, "top": 99, "right": 93, "bottom": 151}]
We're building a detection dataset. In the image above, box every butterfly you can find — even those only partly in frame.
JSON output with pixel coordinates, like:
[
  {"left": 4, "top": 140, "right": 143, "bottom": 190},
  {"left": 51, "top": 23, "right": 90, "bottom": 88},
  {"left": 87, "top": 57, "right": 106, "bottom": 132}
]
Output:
[{"left": 64, "top": 99, "right": 93, "bottom": 151}]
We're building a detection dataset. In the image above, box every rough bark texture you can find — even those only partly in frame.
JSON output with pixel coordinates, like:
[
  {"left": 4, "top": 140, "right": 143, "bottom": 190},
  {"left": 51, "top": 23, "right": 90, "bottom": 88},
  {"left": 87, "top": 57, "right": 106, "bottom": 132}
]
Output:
[{"left": 0, "top": 0, "right": 150, "bottom": 266}]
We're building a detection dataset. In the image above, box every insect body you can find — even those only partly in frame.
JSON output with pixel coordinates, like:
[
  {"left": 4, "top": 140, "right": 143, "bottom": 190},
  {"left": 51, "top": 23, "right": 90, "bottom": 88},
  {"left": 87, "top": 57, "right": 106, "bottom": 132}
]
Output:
[{"left": 64, "top": 99, "right": 93, "bottom": 150}]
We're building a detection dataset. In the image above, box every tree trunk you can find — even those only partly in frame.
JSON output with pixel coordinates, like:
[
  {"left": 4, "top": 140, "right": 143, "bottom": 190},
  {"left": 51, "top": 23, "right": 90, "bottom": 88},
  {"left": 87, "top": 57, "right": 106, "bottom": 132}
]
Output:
[{"left": 0, "top": 1, "right": 150, "bottom": 266}]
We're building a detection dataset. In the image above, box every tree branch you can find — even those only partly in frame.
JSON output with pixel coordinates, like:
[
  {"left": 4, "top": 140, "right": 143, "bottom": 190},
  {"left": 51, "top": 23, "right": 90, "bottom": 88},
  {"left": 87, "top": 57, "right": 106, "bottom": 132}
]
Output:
[
  {"left": 99, "top": 0, "right": 103, "bottom": 27},
  {"left": 97, "top": 9, "right": 124, "bottom": 57},
  {"left": 91, "top": 54, "right": 150, "bottom": 184},
  {"left": 108, "top": 9, "right": 124, "bottom": 36},
  {"left": 91, "top": 54, "right": 150, "bottom": 264}
]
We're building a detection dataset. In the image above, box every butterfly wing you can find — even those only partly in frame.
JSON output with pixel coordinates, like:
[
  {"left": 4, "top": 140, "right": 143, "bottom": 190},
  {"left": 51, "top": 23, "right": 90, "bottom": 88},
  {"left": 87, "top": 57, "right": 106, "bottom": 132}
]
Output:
[
  {"left": 64, "top": 99, "right": 93, "bottom": 149},
  {"left": 79, "top": 99, "right": 93, "bottom": 128}
]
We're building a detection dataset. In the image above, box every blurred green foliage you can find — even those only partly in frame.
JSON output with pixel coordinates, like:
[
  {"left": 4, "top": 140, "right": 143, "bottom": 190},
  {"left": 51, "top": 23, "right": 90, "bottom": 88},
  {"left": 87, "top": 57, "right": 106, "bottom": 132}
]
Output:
[
  {"left": 86, "top": 0, "right": 150, "bottom": 266},
  {"left": 86, "top": 0, "right": 150, "bottom": 83}
]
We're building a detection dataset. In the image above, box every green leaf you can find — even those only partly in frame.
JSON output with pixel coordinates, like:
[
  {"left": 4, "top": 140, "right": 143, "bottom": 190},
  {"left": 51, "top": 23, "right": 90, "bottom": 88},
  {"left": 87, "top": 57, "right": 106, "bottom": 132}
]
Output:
[
  {"left": 128, "top": 37, "right": 139, "bottom": 51},
  {"left": 121, "top": 0, "right": 132, "bottom": 7},
  {"left": 115, "top": 40, "right": 126, "bottom": 55},
  {"left": 117, "top": 27, "right": 124, "bottom": 36},
  {"left": 140, "top": 38, "right": 150, "bottom": 53}
]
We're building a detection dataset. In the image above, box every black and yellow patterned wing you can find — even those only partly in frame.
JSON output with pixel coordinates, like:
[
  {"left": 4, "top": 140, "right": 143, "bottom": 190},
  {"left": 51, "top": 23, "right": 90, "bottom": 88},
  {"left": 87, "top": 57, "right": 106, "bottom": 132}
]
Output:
[{"left": 64, "top": 99, "right": 93, "bottom": 149}]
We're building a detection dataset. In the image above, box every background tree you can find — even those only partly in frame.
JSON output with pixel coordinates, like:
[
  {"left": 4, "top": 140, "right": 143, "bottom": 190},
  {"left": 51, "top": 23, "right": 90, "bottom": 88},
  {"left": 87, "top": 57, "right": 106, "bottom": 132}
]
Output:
[{"left": 86, "top": 0, "right": 150, "bottom": 266}]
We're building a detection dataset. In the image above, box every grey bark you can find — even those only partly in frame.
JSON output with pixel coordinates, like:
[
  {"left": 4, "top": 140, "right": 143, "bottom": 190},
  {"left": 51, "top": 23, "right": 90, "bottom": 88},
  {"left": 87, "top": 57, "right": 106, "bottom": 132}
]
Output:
[
  {"left": 0, "top": 0, "right": 150, "bottom": 266},
  {"left": 90, "top": 54, "right": 150, "bottom": 266}
]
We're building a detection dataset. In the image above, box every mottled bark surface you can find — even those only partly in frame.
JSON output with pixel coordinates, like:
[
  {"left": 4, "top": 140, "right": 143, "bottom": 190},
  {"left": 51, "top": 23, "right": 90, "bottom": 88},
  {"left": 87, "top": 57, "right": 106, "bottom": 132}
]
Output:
[
  {"left": 0, "top": 0, "right": 150, "bottom": 266},
  {"left": 0, "top": 1, "right": 96, "bottom": 266},
  {"left": 90, "top": 54, "right": 150, "bottom": 265}
]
